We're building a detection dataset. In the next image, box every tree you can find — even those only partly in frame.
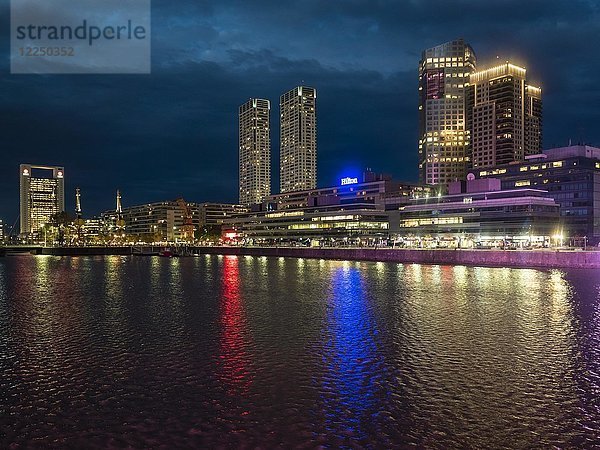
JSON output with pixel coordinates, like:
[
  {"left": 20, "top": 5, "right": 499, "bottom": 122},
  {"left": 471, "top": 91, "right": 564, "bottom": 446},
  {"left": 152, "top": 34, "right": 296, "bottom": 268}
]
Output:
[
  {"left": 49, "top": 211, "right": 75, "bottom": 246},
  {"left": 198, "top": 224, "right": 222, "bottom": 242}
]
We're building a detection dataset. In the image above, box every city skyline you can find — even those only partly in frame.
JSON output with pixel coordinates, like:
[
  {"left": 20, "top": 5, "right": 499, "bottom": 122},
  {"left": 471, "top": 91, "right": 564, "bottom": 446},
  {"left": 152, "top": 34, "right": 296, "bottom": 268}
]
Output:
[
  {"left": 4, "top": 3, "right": 600, "bottom": 448},
  {"left": 1, "top": 1, "right": 600, "bottom": 221}
]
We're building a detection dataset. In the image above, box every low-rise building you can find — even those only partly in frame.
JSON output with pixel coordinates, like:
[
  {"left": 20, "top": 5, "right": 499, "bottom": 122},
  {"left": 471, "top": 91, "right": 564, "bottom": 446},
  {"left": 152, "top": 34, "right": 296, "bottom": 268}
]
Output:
[
  {"left": 198, "top": 203, "right": 249, "bottom": 227},
  {"left": 474, "top": 145, "right": 600, "bottom": 244},
  {"left": 223, "top": 171, "right": 432, "bottom": 245},
  {"left": 101, "top": 200, "right": 248, "bottom": 243},
  {"left": 388, "top": 178, "right": 560, "bottom": 248}
]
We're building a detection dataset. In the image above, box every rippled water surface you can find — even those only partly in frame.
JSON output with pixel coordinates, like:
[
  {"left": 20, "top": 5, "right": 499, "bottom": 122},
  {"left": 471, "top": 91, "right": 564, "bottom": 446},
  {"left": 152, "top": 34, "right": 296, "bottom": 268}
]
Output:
[{"left": 1, "top": 255, "right": 600, "bottom": 448}]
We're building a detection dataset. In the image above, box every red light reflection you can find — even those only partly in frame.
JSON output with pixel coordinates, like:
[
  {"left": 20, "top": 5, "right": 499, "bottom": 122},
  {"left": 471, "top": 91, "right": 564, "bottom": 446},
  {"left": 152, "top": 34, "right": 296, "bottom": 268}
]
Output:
[{"left": 218, "top": 256, "right": 252, "bottom": 396}]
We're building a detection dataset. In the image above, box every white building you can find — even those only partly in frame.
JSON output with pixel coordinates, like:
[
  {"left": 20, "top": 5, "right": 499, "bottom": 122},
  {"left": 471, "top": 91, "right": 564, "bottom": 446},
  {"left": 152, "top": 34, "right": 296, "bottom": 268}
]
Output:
[
  {"left": 239, "top": 98, "right": 271, "bottom": 205},
  {"left": 280, "top": 86, "right": 317, "bottom": 193},
  {"left": 20, "top": 164, "right": 65, "bottom": 236}
]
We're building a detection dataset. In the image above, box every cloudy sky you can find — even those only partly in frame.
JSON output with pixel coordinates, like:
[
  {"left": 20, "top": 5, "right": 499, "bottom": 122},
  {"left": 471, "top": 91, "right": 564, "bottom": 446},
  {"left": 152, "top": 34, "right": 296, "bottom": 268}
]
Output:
[{"left": 1, "top": 0, "right": 599, "bottom": 223}]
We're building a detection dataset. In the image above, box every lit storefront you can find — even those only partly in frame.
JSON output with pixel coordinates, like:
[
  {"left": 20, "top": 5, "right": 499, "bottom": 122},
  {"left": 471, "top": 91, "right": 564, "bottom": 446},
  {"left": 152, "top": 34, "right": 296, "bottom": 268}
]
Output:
[
  {"left": 388, "top": 179, "right": 560, "bottom": 249},
  {"left": 223, "top": 207, "right": 389, "bottom": 246}
]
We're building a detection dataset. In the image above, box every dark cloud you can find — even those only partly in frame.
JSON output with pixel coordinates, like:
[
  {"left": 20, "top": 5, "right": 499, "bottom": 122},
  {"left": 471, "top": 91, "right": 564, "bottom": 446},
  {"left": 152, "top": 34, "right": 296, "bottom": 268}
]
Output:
[{"left": 1, "top": 0, "right": 599, "bottom": 223}]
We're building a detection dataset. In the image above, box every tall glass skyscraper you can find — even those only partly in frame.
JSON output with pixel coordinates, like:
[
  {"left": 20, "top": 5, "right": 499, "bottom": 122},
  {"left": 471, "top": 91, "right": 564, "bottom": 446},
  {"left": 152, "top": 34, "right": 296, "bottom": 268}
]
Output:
[
  {"left": 280, "top": 86, "right": 317, "bottom": 193},
  {"left": 418, "top": 39, "right": 476, "bottom": 186},
  {"left": 19, "top": 164, "right": 65, "bottom": 236},
  {"left": 239, "top": 98, "right": 271, "bottom": 205}
]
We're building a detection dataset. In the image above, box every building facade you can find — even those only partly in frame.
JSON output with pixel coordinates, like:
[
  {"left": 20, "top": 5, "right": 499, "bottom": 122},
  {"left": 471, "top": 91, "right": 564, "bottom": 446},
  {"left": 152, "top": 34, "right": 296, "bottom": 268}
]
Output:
[
  {"left": 239, "top": 98, "right": 271, "bottom": 205},
  {"left": 223, "top": 172, "right": 430, "bottom": 245},
  {"left": 525, "top": 85, "right": 543, "bottom": 156},
  {"left": 389, "top": 178, "right": 559, "bottom": 248},
  {"left": 474, "top": 145, "right": 600, "bottom": 243},
  {"left": 20, "top": 164, "right": 65, "bottom": 236},
  {"left": 197, "top": 202, "right": 249, "bottom": 228},
  {"left": 418, "top": 39, "right": 477, "bottom": 186},
  {"left": 468, "top": 63, "right": 542, "bottom": 168},
  {"left": 101, "top": 201, "right": 248, "bottom": 243},
  {"left": 280, "top": 86, "right": 317, "bottom": 193}
]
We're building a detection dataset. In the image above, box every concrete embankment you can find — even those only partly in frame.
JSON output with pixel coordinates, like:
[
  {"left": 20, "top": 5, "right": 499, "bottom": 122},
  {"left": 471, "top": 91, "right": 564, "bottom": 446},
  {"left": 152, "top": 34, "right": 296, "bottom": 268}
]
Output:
[
  {"left": 20, "top": 246, "right": 600, "bottom": 269},
  {"left": 38, "top": 246, "right": 135, "bottom": 256},
  {"left": 194, "top": 246, "right": 600, "bottom": 269}
]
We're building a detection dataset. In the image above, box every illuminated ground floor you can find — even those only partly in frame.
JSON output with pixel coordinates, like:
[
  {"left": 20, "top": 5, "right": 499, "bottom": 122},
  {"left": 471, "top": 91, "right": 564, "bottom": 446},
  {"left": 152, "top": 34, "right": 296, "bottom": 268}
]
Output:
[
  {"left": 221, "top": 206, "right": 390, "bottom": 246},
  {"left": 390, "top": 234, "right": 557, "bottom": 249}
]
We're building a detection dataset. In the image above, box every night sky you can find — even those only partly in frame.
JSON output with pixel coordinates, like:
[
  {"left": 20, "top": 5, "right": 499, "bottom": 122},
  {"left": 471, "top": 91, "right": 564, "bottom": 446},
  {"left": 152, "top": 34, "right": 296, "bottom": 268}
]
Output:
[{"left": 1, "top": 0, "right": 599, "bottom": 223}]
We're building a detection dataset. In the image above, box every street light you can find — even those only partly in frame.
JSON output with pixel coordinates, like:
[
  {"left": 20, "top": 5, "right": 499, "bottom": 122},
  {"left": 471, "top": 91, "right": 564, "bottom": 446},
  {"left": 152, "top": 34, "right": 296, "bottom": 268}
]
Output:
[{"left": 552, "top": 232, "right": 564, "bottom": 248}]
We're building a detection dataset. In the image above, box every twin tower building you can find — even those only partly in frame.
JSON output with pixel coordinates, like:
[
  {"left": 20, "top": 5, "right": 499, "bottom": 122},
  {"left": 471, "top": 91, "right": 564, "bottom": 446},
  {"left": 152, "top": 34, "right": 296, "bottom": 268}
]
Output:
[
  {"left": 239, "top": 86, "right": 317, "bottom": 206},
  {"left": 418, "top": 39, "right": 542, "bottom": 186}
]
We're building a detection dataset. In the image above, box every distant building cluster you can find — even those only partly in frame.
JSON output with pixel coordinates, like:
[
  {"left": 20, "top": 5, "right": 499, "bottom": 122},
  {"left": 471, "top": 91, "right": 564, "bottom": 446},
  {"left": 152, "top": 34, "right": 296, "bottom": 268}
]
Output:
[{"left": 7, "top": 39, "right": 600, "bottom": 250}]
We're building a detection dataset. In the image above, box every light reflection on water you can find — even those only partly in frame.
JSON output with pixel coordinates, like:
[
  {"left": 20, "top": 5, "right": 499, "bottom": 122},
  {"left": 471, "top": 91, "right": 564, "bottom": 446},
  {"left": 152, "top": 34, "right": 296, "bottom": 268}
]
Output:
[
  {"left": 322, "top": 265, "right": 379, "bottom": 443},
  {"left": 0, "top": 255, "right": 599, "bottom": 448},
  {"left": 218, "top": 255, "right": 253, "bottom": 397}
]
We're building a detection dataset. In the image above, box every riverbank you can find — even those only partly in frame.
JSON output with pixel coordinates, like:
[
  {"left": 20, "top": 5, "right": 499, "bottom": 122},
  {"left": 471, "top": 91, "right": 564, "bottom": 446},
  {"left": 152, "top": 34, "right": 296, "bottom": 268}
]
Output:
[
  {"left": 194, "top": 246, "right": 600, "bottom": 269},
  {"left": 5, "top": 245, "right": 598, "bottom": 269}
]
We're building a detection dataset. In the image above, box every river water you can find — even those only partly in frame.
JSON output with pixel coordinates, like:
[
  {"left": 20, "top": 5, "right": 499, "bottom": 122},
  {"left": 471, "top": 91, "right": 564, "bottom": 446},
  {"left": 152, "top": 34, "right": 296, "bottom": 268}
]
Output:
[{"left": 1, "top": 255, "right": 599, "bottom": 448}]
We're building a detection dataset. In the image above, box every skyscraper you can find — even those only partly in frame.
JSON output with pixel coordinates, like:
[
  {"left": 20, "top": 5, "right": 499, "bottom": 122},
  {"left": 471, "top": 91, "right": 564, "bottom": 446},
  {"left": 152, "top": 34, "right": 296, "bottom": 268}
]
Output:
[
  {"left": 20, "top": 164, "right": 65, "bottom": 235},
  {"left": 280, "top": 86, "right": 317, "bottom": 193},
  {"left": 239, "top": 98, "right": 271, "bottom": 205},
  {"left": 525, "top": 84, "right": 543, "bottom": 156},
  {"left": 418, "top": 39, "right": 476, "bottom": 186},
  {"left": 467, "top": 62, "right": 542, "bottom": 168}
]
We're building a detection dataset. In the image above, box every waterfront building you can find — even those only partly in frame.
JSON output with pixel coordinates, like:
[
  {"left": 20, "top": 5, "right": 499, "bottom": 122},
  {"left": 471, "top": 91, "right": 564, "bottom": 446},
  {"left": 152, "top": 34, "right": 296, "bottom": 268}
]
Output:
[
  {"left": 239, "top": 98, "right": 271, "bottom": 205},
  {"left": 223, "top": 170, "right": 431, "bottom": 245},
  {"left": 102, "top": 200, "right": 197, "bottom": 242},
  {"left": 0, "top": 219, "right": 4, "bottom": 242},
  {"left": 418, "top": 39, "right": 477, "bottom": 186},
  {"left": 82, "top": 217, "right": 103, "bottom": 240},
  {"left": 467, "top": 62, "right": 542, "bottom": 168},
  {"left": 198, "top": 202, "right": 249, "bottom": 227},
  {"left": 101, "top": 201, "right": 248, "bottom": 243},
  {"left": 19, "top": 164, "right": 65, "bottom": 236},
  {"left": 388, "top": 178, "right": 560, "bottom": 248},
  {"left": 280, "top": 86, "right": 317, "bottom": 193},
  {"left": 474, "top": 145, "right": 600, "bottom": 244},
  {"left": 264, "top": 170, "right": 431, "bottom": 212},
  {"left": 223, "top": 207, "right": 390, "bottom": 245}
]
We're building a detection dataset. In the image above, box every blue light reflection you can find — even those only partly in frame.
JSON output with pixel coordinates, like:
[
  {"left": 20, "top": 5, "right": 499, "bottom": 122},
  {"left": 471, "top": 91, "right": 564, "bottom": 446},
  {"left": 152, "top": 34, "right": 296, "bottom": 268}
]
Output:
[{"left": 322, "top": 265, "right": 379, "bottom": 440}]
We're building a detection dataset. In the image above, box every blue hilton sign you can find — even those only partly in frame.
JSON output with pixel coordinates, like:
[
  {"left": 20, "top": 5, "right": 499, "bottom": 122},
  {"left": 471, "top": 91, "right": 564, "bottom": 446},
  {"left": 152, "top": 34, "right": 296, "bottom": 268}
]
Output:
[{"left": 340, "top": 177, "right": 359, "bottom": 186}]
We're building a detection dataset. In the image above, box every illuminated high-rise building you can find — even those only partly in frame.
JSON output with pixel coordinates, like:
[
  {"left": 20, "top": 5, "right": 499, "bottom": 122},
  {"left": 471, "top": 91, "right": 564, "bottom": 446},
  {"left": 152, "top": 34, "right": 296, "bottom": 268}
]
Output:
[
  {"left": 418, "top": 39, "right": 476, "bottom": 185},
  {"left": 525, "top": 84, "right": 543, "bottom": 156},
  {"left": 468, "top": 62, "right": 542, "bottom": 168},
  {"left": 280, "top": 86, "right": 317, "bottom": 193},
  {"left": 239, "top": 98, "right": 271, "bottom": 205},
  {"left": 19, "top": 164, "right": 65, "bottom": 236}
]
